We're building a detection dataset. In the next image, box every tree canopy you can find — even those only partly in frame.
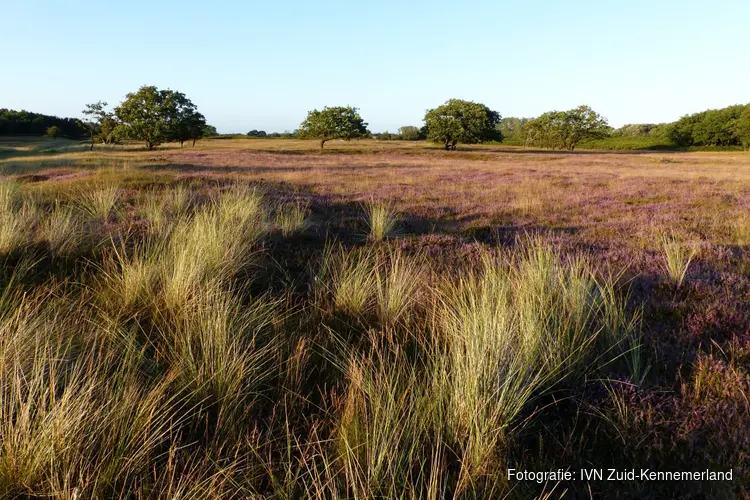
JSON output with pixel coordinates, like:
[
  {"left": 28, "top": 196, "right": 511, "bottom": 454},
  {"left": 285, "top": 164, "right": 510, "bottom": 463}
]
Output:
[
  {"left": 423, "top": 99, "right": 501, "bottom": 150},
  {"left": 668, "top": 104, "right": 749, "bottom": 147},
  {"left": 497, "top": 117, "right": 529, "bottom": 144},
  {"left": 734, "top": 106, "right": 750, "bottom": 151},
  {"left": 524, "top": 105, "right": 609, "bottom": 150},
  {"left": 45, "top": 126, "right": 61, "bottom": 139},
  {"left": 114, "top": 85, "right": 205, "bottom": 150},
  {"left": 81, "top": 101, "right": 119, "bottom": 150},
  {"left": 0, "top": 109, "right": 85, "bottom": 138},
  {"left": 298, "top": 106, "right": 369, "bottom": 149},
  {"left": 398, "top": 126, "right": 422, "bottom": 141}
]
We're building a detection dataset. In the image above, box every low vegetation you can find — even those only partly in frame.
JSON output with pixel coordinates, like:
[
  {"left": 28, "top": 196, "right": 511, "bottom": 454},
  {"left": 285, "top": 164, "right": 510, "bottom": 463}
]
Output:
[{"left": 0, "top": 138, "right": 747, "bottom": 498}]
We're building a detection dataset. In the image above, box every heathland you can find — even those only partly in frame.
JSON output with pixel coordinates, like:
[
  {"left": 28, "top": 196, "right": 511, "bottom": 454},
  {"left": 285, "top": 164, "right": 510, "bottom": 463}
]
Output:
[{"left": 0, "top": 136, "right": 748, "bottom": 498}]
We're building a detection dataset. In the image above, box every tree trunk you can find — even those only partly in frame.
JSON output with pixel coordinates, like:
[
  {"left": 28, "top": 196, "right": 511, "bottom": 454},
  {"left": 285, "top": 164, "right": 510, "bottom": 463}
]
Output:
[
  {"left": 320, "top": 139, "right": 326, "bottom": 150},
  {"left": 192, "top": 139, "right": 196, "bottom": 147},
  {"left": 147, "top": 142, "right": 154, "bottom": 150},
  {"left": 444, "top": 141, "right": 450, "bottom": 151},
  {"left": 180, "top": 141, "right": 184, "bottom": 148}
]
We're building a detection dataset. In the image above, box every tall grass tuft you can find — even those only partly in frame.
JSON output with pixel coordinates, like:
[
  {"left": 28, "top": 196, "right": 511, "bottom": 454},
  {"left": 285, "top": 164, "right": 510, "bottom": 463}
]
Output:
[
  {"left": 158, "top": 288, "right": 280, "bottom": 435},
  {"left": 39, "top": 203, "right": 81, "bottom": 254},
  {"left": 316, "top": 244, "right": 378, "bottom": 317},
  {"left": 434, "top": 240, "right": 630, "bottom": 484},
  {"left": 335, "top": 347, "right": 436, "bottom": 498},
  {"left": 374, "top": 248, "right": 425, "bottom": 326},
  {"left": 0, "top": 182, "right": 35, "bottom": 254},
  {"left": 138, "top": 185, "right": 194, "bottom": 233},
  {"left": 76, "top": 185, "right": 119, "bottom": 222},
  {"left": 364, "top": 198, "right": 400, "bottom": 241},
  {"left": 274, "top": 201, "right": 310, "bottom": 236},
  {"left": 661, "top": 233, "right": 698, "bottom": 287}
]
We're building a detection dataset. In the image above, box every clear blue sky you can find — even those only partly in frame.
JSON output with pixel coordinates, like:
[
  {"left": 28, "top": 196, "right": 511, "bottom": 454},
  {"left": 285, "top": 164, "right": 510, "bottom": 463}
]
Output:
[{"left": 4, "top": 0, "right": 749, "bottom": 133}]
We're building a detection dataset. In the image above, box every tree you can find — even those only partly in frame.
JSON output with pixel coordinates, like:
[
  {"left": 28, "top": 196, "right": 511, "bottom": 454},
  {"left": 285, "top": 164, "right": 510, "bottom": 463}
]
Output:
[
  {"left": 46, "top": 125, "right": 61, "bottom": 139},
  {"left": 524, "top": 105, "right": 608, "bottom": 150},
  {"left": 298, "top": 106, "right": 369, "bottom": 149},
  {"left": 0, "top": 109, "right": 85, "bottom": 139},
  {"left": 668, "top": 104, "right": 746, "bottom": 147},
  {"left": 114, "top": 85, "right": 204, "bottom": 150},
  {"left": 202, "top": 124, "right": 218, "bottom": 137},
  {"left": 423, "top": 99, "right": 501, "bottom": 150},
  {"left": 82, "top": 101, "right": 119, "bottom": 150},
  {"left": 167, "top": 93, "right": 206, "bottom": 147},
  {"left": 399, "top": 126, "right": 421, "bottom": 141},
  {"left": 247, "top": 130, "right": 267, "bottom": 138},
  {"left": 734, "top": 106, "right": 750, "bottom": 151},
  {"left": 497, "top": 117, "right": 529, "bottom": 144}
]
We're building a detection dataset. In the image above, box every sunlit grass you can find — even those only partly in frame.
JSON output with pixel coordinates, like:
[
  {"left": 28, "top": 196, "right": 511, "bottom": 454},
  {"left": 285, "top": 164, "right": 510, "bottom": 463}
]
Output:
[
  {"left": 364, "top": 198, "right": 399, "bottom": 241},
  {"left": 434, "top": 240, "right": 631, "bottom": 483},
  {"left": 39, "top": 203, "right": 82, "bottom": 254},
  {"left": 75, "top": 184, "right": 119, "bottom": 222},
  {"left": 0, "top": 182, "right": 36, "bottom": 254},
  {"left": 661, "top": 233, "right": 698, "bottom": 287}
]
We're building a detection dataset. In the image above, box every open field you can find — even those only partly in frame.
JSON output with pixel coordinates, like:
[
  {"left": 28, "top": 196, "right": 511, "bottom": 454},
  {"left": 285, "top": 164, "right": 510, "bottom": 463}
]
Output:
[{"left": 0, "top": 136, "right": 749, "bottom": 498}]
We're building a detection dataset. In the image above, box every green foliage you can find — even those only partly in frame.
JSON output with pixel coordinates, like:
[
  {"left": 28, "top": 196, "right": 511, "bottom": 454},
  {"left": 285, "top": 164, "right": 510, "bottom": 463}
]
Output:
[
  {"left": 579, "top": 135, "right": 675, "bottom": 151},
  {"left": 612, "top": 123, "right": 662, "bottom": 137},
  {"left": 114, "top": 85, "right": 206, "bottom": 150},
  {"left": 424, "top": 99, "right": 501, "bottom": 150},
  {"left": 171, "top": 97, "right": 207, "bottom": 147},
  {"left": 298, "top": 106, "right": 369, "bottom": 149},
  {"left": 0, "top": 108, "right": 85, "bottom": 138},
  {"left": 45, "top": 126, "right": 60, "bottom": 139},
  {"left": 668, "top": 104, "right": 748, "bottom": 147},
  {"left": 398, "top": 126, "right": 422, "bottom": 141},
  {"left": 733, "top": 106, "right": 750, "bottom": 150},
  {"left": 375, "top": 131, "right": 401, "bottom": 141},
  {"left": 497, "top": 117, "right": 529, "bottom": 144},
  {"left": 202, "top": 124, "right": 219, "bottom": 137},
  {"left": 525, "top": 105, "right": 608, "bottom": 150},
  {"left": 246, "top": 129, "right": 267, "bottom": 138},
  {"left": 82, "top": 101, "right": 119, "bottom": 149}
]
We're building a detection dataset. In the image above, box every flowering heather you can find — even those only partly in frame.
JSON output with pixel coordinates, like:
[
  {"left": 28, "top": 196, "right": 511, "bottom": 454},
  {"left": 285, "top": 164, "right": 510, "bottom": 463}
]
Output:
[{"left": 0, "top": 137, "right": 748, "bottom": 498}]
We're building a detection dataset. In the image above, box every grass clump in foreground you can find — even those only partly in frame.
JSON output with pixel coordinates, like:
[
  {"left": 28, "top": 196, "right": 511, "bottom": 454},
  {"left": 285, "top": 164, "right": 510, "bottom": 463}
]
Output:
[
  {"left": 661, "top": 233, "right": 698, "bottom": 287},
  {"left": 75, "top": 184, "right": 120, "bottom": 222},
  {"left": 364, "top": 198, "right": 400, "bottom": 241},
  {"left": 0, "top": 182, "right": 33, "bottom": 254},
  {"left": 273, "top": 200, "right": 310, "bottom": 236}
]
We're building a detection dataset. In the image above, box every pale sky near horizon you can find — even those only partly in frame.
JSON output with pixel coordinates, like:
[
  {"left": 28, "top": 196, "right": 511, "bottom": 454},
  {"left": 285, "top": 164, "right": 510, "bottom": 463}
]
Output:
[{"left": 3, "top": 0, "right": 749, "bottom": 133}]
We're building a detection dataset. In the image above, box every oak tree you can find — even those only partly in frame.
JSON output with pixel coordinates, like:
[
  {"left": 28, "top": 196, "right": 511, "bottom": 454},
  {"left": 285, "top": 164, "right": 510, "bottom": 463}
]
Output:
[
  {"left": 298, "top": 106, "right": 369, "bottom": 149},
  {"left": 424, "top": 99, "right": 501, "bottom": 150}
]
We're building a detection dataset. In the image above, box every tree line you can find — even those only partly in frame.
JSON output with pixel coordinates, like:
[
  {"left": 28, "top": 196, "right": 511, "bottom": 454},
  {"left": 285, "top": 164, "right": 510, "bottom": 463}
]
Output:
[
  {"left": 81, "top": 86, "right": 215, "bottom": 150},
  {"left": 3, "top": 86, "right": 749, "bottom": 151},
  {"left": 0, "top": 109, "right": 86, "bottom": 139},
  {"left": 501, "top": 103, "right": 750, "bottom": 151}
]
